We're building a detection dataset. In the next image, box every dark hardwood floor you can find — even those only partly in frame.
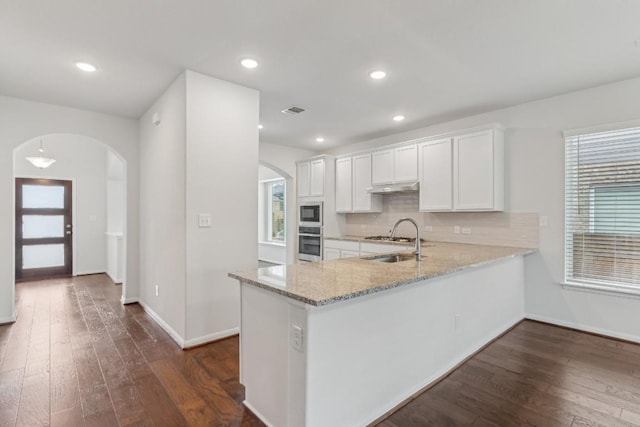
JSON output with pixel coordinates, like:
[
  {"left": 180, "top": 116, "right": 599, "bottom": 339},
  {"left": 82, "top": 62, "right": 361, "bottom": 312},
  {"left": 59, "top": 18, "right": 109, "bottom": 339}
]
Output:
[
  {"left": 0, "top": 274, "right": 263, "bottom": 427},
  {"left": 3, "top": 274, "right": 640, "bottom": 426}
]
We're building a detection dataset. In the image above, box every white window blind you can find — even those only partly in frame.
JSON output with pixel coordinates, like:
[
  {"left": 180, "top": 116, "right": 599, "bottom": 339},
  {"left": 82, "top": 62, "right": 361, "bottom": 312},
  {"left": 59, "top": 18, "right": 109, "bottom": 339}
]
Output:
[{"left": 565, "top": 127, "right": 640, "bottom": 289}]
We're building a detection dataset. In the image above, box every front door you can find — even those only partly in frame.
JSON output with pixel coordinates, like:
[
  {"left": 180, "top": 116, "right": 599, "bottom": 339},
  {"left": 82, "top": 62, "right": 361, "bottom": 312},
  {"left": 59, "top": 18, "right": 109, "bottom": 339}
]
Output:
[{"left": 15, "top": 178, "right": 73, "bottom": 281}]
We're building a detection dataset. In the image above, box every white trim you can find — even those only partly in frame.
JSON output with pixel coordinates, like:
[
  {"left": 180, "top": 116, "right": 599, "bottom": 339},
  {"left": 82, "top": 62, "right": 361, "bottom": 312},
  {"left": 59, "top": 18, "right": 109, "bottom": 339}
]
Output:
[
  {"left": 259, "top": 241, "right": 286, "bottom": 247},
  {"left": 0, "top": 314, "right": 17, "bottom": 325},
  {"left": 75, "top": 270, "right": 106, "bottom": 276},
  {"left": 525, "top": 313, "right": 640, "bottom": 345},
  {"left": 137, "top": 298, "right": 185, "bottom": 348},
  {"left": 563, "top": 119, "right": 640, "bottom": 138},
  {"left": 183, "top": 327, "right": 240, "bottom": 348},
  {"left": 561, "top": 281, "right": 640, "bottom": 299},
  {"left": 120, "top": 296, "right": 139, "bottom": 305},
  {"left": 243, "top": 400, "right": 276, "bottom": 427}
]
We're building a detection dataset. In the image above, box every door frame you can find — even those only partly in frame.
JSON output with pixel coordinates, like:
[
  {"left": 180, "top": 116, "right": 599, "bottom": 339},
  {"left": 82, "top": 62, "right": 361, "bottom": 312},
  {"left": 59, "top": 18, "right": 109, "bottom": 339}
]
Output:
[{"left": 15, "top": 177, "right": 76, "bottom": 281}]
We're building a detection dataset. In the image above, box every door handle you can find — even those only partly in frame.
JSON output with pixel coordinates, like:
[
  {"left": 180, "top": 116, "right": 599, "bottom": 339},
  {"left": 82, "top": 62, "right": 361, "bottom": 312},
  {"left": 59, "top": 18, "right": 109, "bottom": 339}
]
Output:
[{"left": 66, "top": 231, "right": 72, "bottom": 235}]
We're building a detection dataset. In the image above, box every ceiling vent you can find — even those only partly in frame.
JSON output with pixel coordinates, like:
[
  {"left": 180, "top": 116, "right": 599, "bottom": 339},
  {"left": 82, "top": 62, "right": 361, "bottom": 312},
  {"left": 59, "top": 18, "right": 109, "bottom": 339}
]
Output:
[{"left": 281, "top": 105, "right": 306, "bottom": 115}]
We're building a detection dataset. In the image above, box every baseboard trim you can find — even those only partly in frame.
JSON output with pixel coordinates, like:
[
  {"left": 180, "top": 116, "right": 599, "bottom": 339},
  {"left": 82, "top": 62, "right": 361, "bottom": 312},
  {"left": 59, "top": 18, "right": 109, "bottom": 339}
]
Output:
[
  {"left": 183, "top": 327, "right": 240, "bottom": 349},
  {"left": 106, "top": 272, "right": 123, "bottom": 284},
  {"left": 243, "top": 400, "right": 276, "bottom": 427},
  {"left": 0, "top": 314, "right": 17, "bottom": 325},
  {"left": 120, "top": 296, "right": 139, "bottom": 305},
  {"left": 75, "top": 271, "right": 106, "bottom": 277},
  {"left": 137, "top": 299, "right": 186, "bottom": 348},
  {"left": 525, "top": 313, "right": 640, "bottom": 345}
]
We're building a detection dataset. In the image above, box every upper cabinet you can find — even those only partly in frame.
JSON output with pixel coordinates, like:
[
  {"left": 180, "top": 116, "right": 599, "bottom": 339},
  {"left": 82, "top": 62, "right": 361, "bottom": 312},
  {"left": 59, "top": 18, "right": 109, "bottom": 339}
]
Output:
[
  {"left": 335, "top": 154, "right": 382, "bottom": 213},
  {"left": 419, "top": 127, "right": 504, "bottom": 212},
  {"left": 371, "top": 144, "right": 418, "bottom": 185},
  {"left": 297, "top": 158, "right": 325, "bottom": 198}
]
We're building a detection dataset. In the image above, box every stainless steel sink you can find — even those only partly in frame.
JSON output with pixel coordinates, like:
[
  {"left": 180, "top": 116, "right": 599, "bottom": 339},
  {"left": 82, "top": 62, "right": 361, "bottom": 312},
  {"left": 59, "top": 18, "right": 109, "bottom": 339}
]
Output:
[{"left": 362, "top": 253, "right": 417, "bottom": 263}]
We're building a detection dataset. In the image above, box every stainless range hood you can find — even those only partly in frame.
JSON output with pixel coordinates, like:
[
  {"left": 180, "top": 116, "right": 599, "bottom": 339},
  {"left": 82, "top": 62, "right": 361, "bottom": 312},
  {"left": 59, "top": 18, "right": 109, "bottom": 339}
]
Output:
[{"left": 366, "top": 181, "right": 420, "bottom": 194}]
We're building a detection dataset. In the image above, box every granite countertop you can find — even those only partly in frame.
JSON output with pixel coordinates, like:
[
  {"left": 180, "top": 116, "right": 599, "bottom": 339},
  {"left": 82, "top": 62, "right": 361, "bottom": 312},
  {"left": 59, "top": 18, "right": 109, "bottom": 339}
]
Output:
[{"left": 229, "top": 242, "right": 536, "bottom": 307}]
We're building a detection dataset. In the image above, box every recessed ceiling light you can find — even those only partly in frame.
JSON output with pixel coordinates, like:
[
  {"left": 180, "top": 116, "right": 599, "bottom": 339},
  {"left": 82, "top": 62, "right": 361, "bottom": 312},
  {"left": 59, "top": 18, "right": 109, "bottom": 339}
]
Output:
[
  {"left": 241, "top": 58, "right": 259, "bottom": 69},
  {"left": 316, "top": 137, "right": 325, "bottom": 143},
  {"left": 393, "top": 115, "right": 405, "bottom": 122},
  {"left": 369, "top": 70, "right": 386, "bottom": 80},
  {"left": 258, "top": 124, "right": 264, "bottom": 129},
  {"left": 75, "top": 62, "right": 97, "bottom": 72}
]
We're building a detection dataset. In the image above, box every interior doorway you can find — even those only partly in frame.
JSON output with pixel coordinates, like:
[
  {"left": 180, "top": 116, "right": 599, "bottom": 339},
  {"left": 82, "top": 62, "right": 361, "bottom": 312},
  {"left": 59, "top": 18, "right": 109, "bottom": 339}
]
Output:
[{"left": 15, "top": 178, "right": 73, "bottom": 281}]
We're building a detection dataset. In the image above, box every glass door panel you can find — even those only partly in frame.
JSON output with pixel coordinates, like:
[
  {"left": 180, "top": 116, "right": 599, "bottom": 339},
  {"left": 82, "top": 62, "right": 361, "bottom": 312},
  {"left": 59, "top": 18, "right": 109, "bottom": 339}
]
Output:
[
  {"left": 22, "top": 244, "right": 65, "bottom": 269},
  {"left": 22, "top": 185, "right": 65, "bottom": 208},
  {"left": 22, "top": 215, "right": 65, "bottom": 238}
]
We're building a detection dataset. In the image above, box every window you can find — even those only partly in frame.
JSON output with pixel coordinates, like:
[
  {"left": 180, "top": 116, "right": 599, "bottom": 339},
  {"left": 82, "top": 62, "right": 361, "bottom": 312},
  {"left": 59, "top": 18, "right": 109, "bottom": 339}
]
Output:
[
  {"left": 267, "top": 180, "right": 285, "bottom": 242},
  {"left": 565, "top": 127, "right": 640, "bottom": 290}
]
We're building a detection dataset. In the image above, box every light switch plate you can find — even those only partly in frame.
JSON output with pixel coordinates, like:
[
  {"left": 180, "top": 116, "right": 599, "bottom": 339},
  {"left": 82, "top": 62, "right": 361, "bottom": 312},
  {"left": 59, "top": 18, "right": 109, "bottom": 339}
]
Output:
[{"left": 198, "top": 213, "right": 212, "bottom": 228}]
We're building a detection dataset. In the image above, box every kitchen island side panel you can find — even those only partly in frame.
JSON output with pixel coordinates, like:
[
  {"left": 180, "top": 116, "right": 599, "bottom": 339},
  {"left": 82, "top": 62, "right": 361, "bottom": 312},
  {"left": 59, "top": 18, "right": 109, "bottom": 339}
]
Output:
[{"left": 305, "top": 256, "right": 524, "bottom": 427}]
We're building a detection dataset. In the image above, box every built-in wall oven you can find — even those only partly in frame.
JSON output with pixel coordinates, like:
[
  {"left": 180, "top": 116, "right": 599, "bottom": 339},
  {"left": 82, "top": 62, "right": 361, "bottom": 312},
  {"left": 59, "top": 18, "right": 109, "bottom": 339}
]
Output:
[
  {"left": 298, "top": 202, "right": 323, "bottom": 261},
  {"left": 298, "top": 226, "right": 322, "bottom": 262}
]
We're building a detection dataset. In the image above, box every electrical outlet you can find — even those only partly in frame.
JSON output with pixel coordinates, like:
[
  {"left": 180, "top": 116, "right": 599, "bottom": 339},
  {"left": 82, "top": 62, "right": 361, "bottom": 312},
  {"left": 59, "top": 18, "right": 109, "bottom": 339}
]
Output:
[
  {"left": 461, "top": 227, "right": 472, "bottom": 235},
  {"left": 198, "top": 213, "right": 212, "bottom": 228},
  {"left": 454, "top": 225, "right": 460, "bottom": 234},
  {"left": 424, "top": 225, "right": 433, "bottom": 232},
  {"left": 155, "top": 285, "right": 159, "bottom": 297},
  {"left": 291, "top": 325, "right": 304, "bottom": 352}
]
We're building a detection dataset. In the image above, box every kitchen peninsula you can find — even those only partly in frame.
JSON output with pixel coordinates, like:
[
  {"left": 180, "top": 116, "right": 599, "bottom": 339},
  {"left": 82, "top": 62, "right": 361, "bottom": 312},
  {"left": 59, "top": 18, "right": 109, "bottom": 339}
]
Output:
[{"left": 229, "top": 242, "right": 534, "bottom": 427}]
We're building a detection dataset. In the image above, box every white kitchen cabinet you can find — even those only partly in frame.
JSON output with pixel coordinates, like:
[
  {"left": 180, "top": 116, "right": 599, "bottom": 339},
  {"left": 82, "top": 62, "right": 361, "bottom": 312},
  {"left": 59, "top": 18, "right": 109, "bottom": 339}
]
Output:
[
  {"left": 419, "top": 138, "right": 453, "bottom": 211},
  {"left": 359, "top": 242, "right": 412, "bottom": 254},
  {"left": 340, "top": 250, "right": 360, "bottom": 258},
  {"left": 453, "top": 129, "right": 503, "bottom": 211},
  {"left": 324, "top": 248, "right": 341, "bottom": 260},
  {"left": 419, "top": 127, "right": 503, "bottom": 212},
  {"left": 371, "top": 149, "right": 394, "bottom": 185},
  {"left": 394, "top": 144, "right": 418, "bottom": 183},
  {"left": 297, "top": 161, "right": 310, "bottom": 197},
  {"left": 297, "top": 158, "right": 325, "bottom": 198},
  {"left": 352, "top": 154, "right": 382, "bottom": 212},
  {"left": 335, "top": 157, "right": 352, "bottom": 212},
  {"left": 372, "top": 144, "right": 418, "bottom": 185}
]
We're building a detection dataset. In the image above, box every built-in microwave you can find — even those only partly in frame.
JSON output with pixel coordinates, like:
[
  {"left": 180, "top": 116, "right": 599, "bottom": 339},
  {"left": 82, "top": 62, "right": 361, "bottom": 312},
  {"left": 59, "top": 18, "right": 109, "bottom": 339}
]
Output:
[{"left": 299, "top": 202, "right": 323, "bottom": 227}]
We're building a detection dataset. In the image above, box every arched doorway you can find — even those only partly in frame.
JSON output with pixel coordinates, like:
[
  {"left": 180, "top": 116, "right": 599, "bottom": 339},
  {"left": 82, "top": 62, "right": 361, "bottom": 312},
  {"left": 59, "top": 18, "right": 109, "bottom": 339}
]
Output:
[{"left": 13, "top": 134, "right": 127, "bottom": 299}]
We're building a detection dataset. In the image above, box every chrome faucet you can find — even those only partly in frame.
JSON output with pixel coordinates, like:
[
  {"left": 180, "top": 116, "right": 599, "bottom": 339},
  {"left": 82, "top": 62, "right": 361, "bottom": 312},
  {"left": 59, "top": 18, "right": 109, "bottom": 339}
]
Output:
[{"left": 390, "top": 217, "right": 422, "bottom": 261}]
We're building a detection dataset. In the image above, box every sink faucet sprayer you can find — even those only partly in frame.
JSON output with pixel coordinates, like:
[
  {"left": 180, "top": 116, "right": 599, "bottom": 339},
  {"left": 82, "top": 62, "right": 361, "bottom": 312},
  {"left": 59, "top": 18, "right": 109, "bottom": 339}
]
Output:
[{"left": 390, "top": 217, "right": 422, "bottom": 261}]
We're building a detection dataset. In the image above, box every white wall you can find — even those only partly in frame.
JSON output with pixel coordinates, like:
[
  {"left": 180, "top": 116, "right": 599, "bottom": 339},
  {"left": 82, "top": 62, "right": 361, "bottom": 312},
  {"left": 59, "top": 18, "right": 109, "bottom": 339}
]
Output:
[
  {"left": 184, "top": 70, "right": 259, "bottom": 344},
  {"left": 107, "top": 150, "right": 125, "bottom": 233},
  {"left": 259, "top": 142, "right": 318, "bottom": 264},
  {"left": 327, "top": 75, "right": 640, "bottom": 342},
  {"left": 0, "top": 96, "right": 139, "bottom": 323},
  {"left": 14, "top": 134, "right": 107, "bottom": 275},
  {"left": 139, "top": 73, "right": 187, "bottom": 340}
]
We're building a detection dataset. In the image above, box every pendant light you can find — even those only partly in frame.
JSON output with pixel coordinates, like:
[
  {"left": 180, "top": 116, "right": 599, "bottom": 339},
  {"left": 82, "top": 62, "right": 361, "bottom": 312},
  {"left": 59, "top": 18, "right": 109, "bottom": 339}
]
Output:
[{"left": 26, "top": 139, "right": 56, "bottom": 169}]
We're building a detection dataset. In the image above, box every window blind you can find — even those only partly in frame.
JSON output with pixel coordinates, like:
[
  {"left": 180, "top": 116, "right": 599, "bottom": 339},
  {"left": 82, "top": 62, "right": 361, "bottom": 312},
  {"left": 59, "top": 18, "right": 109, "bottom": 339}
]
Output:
[{"left": 565, "top": 127, "right": 640, "bottom": 288}]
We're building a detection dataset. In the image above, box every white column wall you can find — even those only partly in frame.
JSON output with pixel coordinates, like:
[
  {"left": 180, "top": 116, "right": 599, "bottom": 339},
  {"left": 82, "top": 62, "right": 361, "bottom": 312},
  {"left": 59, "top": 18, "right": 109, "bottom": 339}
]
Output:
[
  {"left": 138, "top": 73, "right": 187, "bottom": 340},
  {"left": 184, "top": 70, "right": 259, "bottom": 344}
]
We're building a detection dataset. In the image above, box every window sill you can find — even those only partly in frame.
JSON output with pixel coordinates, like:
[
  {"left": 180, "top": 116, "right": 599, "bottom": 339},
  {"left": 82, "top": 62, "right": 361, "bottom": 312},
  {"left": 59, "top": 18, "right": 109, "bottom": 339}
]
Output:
[
  {"left": 259, "top": 241, "right": 286, "bottom": 247},
  {"left": 561, "top": 281, "right": 640, "bottom": 299}
]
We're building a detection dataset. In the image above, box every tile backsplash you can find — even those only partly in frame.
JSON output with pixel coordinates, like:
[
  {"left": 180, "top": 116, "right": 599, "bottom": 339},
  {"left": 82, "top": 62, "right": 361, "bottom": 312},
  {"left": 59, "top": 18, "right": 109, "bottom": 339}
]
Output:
[{"left": 343, "top": 193, "right": 539, "bottom": 248}]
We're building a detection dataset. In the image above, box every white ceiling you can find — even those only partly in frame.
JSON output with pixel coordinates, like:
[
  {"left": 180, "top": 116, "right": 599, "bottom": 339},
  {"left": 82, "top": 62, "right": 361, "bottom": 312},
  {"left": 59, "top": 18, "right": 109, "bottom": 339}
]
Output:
[{"left": 1, "top": 1, "right": 639, "bottom": 149}]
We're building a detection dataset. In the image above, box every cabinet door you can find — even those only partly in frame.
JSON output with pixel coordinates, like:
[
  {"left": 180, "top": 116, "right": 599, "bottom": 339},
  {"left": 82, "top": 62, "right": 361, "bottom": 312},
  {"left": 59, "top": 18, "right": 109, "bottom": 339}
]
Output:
[
  {"left": 297, "top": 162, "right": 310, "bottom": 197},
  {"left": 394, "top": 144, "right": 418, "bottom": 182},
  {"left": 353, "top": 154, "right": 374, "bottom": 211},
  {"left": 324, "top": 248, "right": 340, "bottom": 260},
  {"left": 419, "top": 139, "right": 453, "bottom": 211},
  {"left": 309, "top": 159, "right": 325, "bottom": 196},
  {"left": 340, "top": 250, "right": 360, "bottom": 259},
  {"left": 371, "top": 149, "right": 394, "bottom": 185},
  {"left": 453, "top": 130, "right": 494, "bottom": 210},
  {"left": 335, "top": 157, "right": 352, "bottom": 212}
]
